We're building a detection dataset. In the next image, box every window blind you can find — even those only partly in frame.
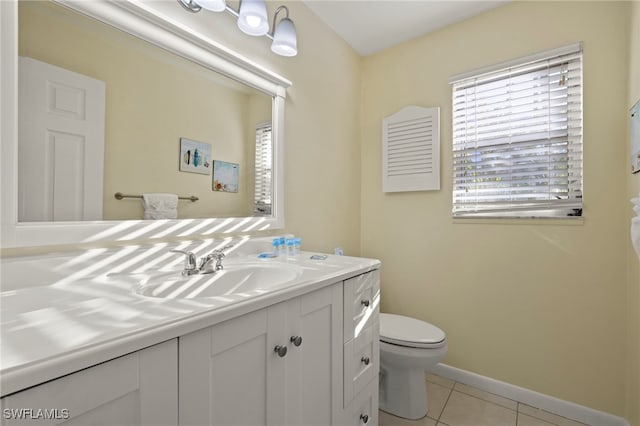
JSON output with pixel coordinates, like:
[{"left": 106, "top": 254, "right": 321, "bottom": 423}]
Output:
[
  {"left": 254, "top": 123, "right": 272, "bottom": 216},
  {"left": 451, "top": 44, "right": 583, "bottom": 218}
]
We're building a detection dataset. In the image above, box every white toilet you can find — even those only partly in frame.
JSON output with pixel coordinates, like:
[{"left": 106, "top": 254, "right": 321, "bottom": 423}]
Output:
[{"left": 379, "top": 313, "right": 447, "bottom": 420}]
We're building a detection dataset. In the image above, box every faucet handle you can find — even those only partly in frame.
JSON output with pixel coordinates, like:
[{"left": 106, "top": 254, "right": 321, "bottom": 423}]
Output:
[
  {"left": 170, "top": 249, "right": 198, "bottom": 276},
  {"left": 210, "top": 244, "right": 234, "bottom": 258}
]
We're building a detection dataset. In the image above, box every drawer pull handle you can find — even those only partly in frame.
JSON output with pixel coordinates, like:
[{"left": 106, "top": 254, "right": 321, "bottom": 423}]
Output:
[
  {"left": 361, "top": 356, "right": 370, "bottom": 366},
  {"left": 360, "top": 414, "right": 369, "bottom": 424},
  {"left": 290, "top": 336, "right": 303, "bottom": 347},
  {"left": 361, "top": 299, "right": 370, "bottom": 307},
  {"left": 274, "top": 345, "right": 288, "bottom": 358}
]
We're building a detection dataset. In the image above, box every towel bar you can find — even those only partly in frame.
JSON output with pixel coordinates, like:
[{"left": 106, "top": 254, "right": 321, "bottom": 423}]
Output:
[{"left": 114, "top": 192, "right": 199, "bottom": 202}]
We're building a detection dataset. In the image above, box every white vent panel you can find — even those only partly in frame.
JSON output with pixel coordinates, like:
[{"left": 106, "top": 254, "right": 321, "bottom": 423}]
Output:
[{"left": 383, "top": 106, "right": 440, "bottom": 192}]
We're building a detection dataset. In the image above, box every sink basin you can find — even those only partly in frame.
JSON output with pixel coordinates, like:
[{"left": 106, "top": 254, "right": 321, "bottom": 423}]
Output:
[{"left": 134, "top": 262, "right": 302, "bottom": 299}]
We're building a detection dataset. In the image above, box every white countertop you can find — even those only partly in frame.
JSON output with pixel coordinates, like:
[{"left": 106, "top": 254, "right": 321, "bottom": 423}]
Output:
[{"left": 1, "top": 241, "right": 380, "bottom": 396}]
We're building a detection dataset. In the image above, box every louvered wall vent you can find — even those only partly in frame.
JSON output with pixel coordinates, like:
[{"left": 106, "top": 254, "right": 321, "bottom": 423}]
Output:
[{"left": 382, "top": 106, "right": 440, "bottom": 192}]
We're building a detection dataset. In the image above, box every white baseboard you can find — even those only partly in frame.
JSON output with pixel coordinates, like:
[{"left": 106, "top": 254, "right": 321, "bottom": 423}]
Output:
[{"left": 431, "top": 364, "right": 629, "bottom": 426}]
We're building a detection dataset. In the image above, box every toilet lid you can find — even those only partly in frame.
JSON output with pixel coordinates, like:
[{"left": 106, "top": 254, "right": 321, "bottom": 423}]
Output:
[{"left": 380, "top": 313, "right": 446, "bottom": 348}]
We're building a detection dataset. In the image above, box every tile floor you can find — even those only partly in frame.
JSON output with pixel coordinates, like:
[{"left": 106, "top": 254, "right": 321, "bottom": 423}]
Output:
[{"left": 379, "top": 374, "right": 590, "bottom": 426}]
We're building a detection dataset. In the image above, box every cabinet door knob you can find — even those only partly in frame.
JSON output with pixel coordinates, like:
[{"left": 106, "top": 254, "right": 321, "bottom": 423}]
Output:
[
  {"left": 290, "top": 336, "right": 303, "bottom": 347},
  {"left": 361, "top": 356, "right": 370, "bottom": 366},
  {"left": 274, "top": 345, "right": 287, "bottom": 357},
  {"left": 361, "top": 299, "right": 370, "bottom": 307},
  {"left": 360, "top": 414, "right": 369, "bottom": 424}
]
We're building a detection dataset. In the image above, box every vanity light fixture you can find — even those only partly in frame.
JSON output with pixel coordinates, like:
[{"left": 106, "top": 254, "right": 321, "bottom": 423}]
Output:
[{"left": 177, "top": 0, "right": 298, "bottom": 57}]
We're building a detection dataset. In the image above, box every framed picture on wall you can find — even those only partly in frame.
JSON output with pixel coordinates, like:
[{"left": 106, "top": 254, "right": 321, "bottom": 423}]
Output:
[
  {"left": 631, "top": 100, "right": 640, "bottom": 174},
  {"left": 179, "top": 138, "right": 211, "bottom": 175},
  {"left": 213, "top": 160, "right": 239, "bottom": 193}
]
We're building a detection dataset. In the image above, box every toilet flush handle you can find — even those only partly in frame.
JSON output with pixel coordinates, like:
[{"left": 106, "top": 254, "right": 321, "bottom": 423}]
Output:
[
  {"left": 360, "top": 414, "right": 369, "bottom": 424},
  {"left": 361, "top": 299, "right": 370, "bottom": 307}
]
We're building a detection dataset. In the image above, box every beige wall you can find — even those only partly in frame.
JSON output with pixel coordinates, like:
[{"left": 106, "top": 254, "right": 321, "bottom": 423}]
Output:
[
  {"left": 19, "top": 1, "right": 270, "bottom": 220},
  {"left": 626, "top": 1, "right": 640, "bottom": 424},
  {"left": 361, "top": 1, "right": 631, "bottom": 416}
]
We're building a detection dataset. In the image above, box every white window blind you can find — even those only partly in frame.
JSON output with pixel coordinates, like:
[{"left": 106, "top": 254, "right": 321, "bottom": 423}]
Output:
[
  {"left": 451, "top": 43, "right": 583, "bottom": 218},
  {"left": 254, "top": 123, "right": 272, "bottom": 216}
]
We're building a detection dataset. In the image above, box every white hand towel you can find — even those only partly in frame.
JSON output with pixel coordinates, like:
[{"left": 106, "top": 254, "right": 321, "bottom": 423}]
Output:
[
  {"left": 632, "top": 194, "right": 640, "bottom": 258},
  {"left": 142, "top": 193, "right": 178, "bottom": 220},
  {"left": 632, "top": 217, "right": 640, "bottom": 259}
]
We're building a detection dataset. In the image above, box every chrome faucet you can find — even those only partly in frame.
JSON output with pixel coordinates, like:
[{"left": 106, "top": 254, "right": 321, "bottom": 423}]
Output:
[
  {"left": 170, "top": 249, "right": 198, "bottom": 276},
  {"left": 198, "top": 244, "right": 234, "bottom": 274}
]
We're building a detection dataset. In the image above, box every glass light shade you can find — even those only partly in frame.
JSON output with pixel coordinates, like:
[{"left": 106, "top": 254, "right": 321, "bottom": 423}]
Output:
[
  {"left": 193, "top": 0, "right": 226, "bottom": 12},
  {"left": 270, "top": 18, "right": 297, "bottom": 57},
  {"left": 237, "top": 0, "right": 269, "bottom": 36}
]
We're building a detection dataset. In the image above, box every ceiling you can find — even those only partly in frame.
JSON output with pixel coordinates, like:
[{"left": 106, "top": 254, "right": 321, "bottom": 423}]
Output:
[{"left": 302, "top": 1, "right": 510, "bottom": 56}]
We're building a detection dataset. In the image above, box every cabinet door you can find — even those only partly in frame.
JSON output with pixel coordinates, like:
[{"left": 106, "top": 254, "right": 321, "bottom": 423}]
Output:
[
  {"left": 179, "top": 283, "right": 343, "bottom": 426},
  {"left": 286, "top": 284, "right": 343, "bottom": 426},
  {"left": 1, "top": 340, "right": 177, "bottom": 426},
  {"left": 179, "top": 307, "right": 287, "bottom": 426}
]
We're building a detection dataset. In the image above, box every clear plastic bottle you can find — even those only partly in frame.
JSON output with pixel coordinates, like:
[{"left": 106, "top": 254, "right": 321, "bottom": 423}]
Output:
[
  {"left": 294, "top": 238, "right": 301, "bottom": 255},
  {"left": 286, "top": 239, "right": 295, "bottom": 257}
]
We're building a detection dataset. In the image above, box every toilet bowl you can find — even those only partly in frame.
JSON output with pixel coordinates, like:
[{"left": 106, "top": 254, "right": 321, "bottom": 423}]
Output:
[{"left": 379, "top": 313, "right": 447, "bottom": 420}]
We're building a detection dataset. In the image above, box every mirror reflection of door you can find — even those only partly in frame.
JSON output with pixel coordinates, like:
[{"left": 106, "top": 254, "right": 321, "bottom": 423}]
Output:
[{"left": 18, "top": 56, "right": 106, "bottom": 222}]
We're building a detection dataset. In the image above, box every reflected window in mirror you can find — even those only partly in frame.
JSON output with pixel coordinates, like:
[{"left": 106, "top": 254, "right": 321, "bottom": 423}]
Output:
[{"left": 254, "top": 123, "right": 272, "bottom": 216}]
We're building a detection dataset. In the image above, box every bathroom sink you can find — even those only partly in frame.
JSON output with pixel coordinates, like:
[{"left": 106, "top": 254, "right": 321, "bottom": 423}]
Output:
[{"left": 134, "top": 262, "right": 303, "bottom": 299}]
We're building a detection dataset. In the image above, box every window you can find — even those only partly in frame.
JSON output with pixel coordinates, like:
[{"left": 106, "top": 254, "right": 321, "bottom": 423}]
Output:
[
  {"left": 254, "top": 123, "right": 272, "bottom": 216},
  {"left": 451, "top": 43, "right": 583, "bottom": 218}
]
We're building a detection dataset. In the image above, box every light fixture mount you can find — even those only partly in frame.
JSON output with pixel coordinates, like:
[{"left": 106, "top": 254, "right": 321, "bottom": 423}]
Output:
[
  {"left": 176, "top": 0, "right": 298, "bottom": 57},
  {"left": 177, "top": 0, "right": 202, "bottom": 13}
]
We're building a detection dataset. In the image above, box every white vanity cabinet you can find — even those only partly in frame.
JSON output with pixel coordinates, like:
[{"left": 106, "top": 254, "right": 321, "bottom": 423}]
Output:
[
  {"left": 343, "top": 270, "right": 380, "bottom": 426},
  {"left": 0, "top": 340, "right": 177, "bottom": 426},
  {"left": 1, "top": 262, "right": 380, "bottom": 426},
  {"left": 179, "top": 283, "right": 344, "bottom": 426},
  {"left": 179, "top": 269, "right": 380, "bottom": 426}
]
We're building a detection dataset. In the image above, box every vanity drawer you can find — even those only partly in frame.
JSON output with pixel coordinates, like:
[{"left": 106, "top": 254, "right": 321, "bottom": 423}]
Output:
[
  {"left": 349, "top": 378, "right": 379, "bottom": 426},
  {"left": 344, "top": 270, "right": 380, "bottom": 342},
  {"left": 344, "top": 322, "right": 379, "bottom": 407}
]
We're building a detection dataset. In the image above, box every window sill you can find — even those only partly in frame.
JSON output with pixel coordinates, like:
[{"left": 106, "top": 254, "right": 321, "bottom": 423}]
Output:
[{"left": 452, "top": 217, "right": 584, "bottom": 226}]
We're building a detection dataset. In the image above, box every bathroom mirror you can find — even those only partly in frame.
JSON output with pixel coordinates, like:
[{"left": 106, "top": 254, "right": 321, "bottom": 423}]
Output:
[
  {"left": 19, "top": 0, "right": 274, "bottom": 222},
  {"left": 1, "top": 0, "right": 290, "bottom": 248}
]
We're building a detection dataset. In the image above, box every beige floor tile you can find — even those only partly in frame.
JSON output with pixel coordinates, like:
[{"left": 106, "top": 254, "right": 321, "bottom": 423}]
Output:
[
  {"left": 426, "top": 373, "right": 455, "bottom": 389},
  {"left": 439, "top": 391, "right": 517, "bottom": 426},
  {"left": 426, "top": 381, "right": 453, "bottom": 420},
  {"left": 518, "top": 404, "right": 588, "bottom": 426},
  {"left": 379, "top": 410, "right": 437, "bottom": 426},
  {"left": 453, "top": 382, "right": 518, "bottom": 411},
  {"left": 517, "top": 413, "right": 556, "bottom": 426}
]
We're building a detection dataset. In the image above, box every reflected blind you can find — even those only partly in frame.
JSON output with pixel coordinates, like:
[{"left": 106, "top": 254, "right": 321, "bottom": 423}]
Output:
[
  {"left": 254, "top": 123, "right": 272, "bottom": 216},
  {"left": 451, "top": 44, "right": 583, "bottom": 218}
]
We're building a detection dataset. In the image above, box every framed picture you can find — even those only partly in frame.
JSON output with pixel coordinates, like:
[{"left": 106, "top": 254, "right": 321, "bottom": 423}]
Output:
[
  {"left": 179, "top": 138, "right": 211, "bottom": 175},
  {"left": 213, "top": 160, "right": 239, "bottom": 193},
  {"left": 631, "top": 100, "right": 640, "bottom": 174}
]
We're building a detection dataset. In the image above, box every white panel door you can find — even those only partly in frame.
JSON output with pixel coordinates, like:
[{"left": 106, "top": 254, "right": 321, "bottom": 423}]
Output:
[
  {"left": 0, "top": 340, "right": 178, "bottom": 426},
  {"left": 179, "top": 285, "right": 343, "bottom": 426},
  {"left": 285, "top": 284, "right": 343, "bottom": 426},
  {"left": 179, "top": 307, "right": 286, "bottom": 426},
  {"left": 18, "top": 57, "right": 105, "bottom": 221}
]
